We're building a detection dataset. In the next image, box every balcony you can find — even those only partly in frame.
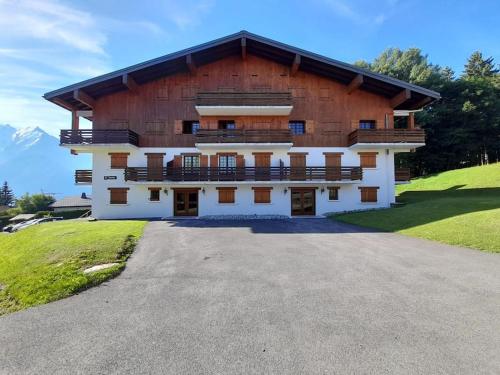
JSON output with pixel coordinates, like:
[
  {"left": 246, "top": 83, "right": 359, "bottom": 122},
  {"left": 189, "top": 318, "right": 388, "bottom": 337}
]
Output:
[
  {"left": 395, "top": 168, "right": 411, "bottom": 183},
  {"left": 75, "top": 170, "right": 92, "bottom": 184},
  {"left": 60, "top": 129, "right": 139, "bottom": 146},
  {"left": 124, "top": 166, "right": 362, "bottom": 182},
  {"left": 348, "top": 129, "right": 425, "bottom": 146},
  {"left": 195, "top": 129, "right": 292, "bottom": 144}
]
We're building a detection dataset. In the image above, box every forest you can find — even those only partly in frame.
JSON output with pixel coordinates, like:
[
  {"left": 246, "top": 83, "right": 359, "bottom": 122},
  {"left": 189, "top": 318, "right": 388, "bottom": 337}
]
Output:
[{"left": 355, "top": 50, "right": 500, "bottom": 175}]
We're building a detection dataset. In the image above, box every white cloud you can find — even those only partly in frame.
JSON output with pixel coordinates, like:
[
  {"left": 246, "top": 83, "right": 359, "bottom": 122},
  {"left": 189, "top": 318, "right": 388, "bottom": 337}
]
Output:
[
  {"left": 320, "top": 0, "right": 395, "bottom": 26},
  {"left": 163, "top": 0, "right": 215, "bottom": 30}
]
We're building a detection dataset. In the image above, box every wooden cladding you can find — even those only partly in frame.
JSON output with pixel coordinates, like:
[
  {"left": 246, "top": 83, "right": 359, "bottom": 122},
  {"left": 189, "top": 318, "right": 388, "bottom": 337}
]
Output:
[
  {"left": 108, "top": 188, "right": 129, "bottom": 204},
  {"left": 217, "top": 187, "right": 236, "bottom": 203},
  {"left": 109, "top": 152, "right": 129, "bottom": 169},
  {"left": 252, "top": 187, "right": 272, "bottom": 204},
  {"left": 359, "top": 152, "right": 378, "bottom": 168},
  {"left": 359, "top": 187, "right": 379, "bottom": 203}
]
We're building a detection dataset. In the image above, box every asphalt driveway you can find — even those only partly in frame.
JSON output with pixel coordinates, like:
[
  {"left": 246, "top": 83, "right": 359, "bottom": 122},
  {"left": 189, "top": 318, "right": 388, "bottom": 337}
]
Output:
[{"left": 1, "top": 219, "right": 499, "bottom": 374}]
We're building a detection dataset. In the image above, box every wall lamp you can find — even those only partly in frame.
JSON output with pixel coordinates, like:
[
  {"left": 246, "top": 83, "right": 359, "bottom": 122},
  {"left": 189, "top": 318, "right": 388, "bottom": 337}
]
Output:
[
  {"left": 283, "top": 188, "right": 288, "bottom": 195},
  {"left": 202, "top": 188, "right": 206, "bottom": 195},
  {"left": 163, "top": 188, "right": 169, "bottom": 195},
  {"left": 320, "top": 188, "right": 325, "bottom": 194}
]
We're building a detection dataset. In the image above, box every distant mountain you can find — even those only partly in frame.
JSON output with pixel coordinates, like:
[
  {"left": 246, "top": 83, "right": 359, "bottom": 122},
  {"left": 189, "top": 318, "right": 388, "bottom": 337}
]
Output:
[{"left": 0, "top": 124, "right": 91, "bottom": 198}]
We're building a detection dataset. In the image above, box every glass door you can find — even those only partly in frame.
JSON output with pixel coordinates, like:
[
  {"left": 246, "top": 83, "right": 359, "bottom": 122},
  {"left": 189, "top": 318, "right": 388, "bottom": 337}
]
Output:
[
  {"left": 291, "top": 189, "right": 316, "bottom": 216},
  {"left": 174, "top": 189, "right": 198, "bottom": 216}
]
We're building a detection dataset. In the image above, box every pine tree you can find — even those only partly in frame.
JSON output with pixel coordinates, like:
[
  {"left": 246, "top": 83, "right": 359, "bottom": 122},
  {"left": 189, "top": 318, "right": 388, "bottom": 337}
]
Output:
[
  {"left": 463, "top": 51, "right": 499, "bottom": 78},
  {"left": 0, "top": 181, "right": 14, "bottom": 206}
]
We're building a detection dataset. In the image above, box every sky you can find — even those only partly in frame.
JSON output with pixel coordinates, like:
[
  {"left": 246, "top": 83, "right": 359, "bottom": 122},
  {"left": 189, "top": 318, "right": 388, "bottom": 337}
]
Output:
[{"left": 1, "top": 0, "right": 499, "bottom": 136}]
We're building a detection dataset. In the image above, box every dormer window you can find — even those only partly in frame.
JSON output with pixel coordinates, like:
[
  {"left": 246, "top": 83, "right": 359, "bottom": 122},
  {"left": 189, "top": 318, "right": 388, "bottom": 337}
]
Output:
[
  {"left": 289, "top": 121, "right": 305, "bottom": 135},
  {"left": 182, "top": 121, "right": 200, "bottom": 134},
  {"left": 359, "top": 120, "right": 376, "bottom": 130}
]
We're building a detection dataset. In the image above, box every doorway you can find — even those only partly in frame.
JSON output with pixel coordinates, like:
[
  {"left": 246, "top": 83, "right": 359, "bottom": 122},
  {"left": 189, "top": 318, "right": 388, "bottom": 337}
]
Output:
[
  {"left": 291, "top": 188, "right": 316, "bottom": 216},
  {"left": 174, "top": 189, "right": 198, "bottom": 216}
]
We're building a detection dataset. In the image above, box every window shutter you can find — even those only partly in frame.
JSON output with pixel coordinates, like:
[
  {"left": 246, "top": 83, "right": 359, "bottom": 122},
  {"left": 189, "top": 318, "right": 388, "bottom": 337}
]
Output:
[
  {"left": 208, "top": 120, "right": 218, "bottom": 130},
  {"left": 324, "top": 152, "right": 342, "bottom": 180},
  {"left": 108, "top": 188, "right": 129, "bottom": 204},
  {"left": 174, "top": 120, "right": 183, "bottom": 135},
  {"left": 359, "top": 187, "right": 379, "bottom": 202},
  {"left": 210, "top": 155, "right": 218, "bottom": 167},
  {"left": 109, "top": 153, "right": 129, "bottom": 169},
  {"left": 200, "top": 155, "right": 208, "bottom": 167},
  {"left": 217, "top": 187, "right": 236, "bottom": 203},
  {"left": 358, "top": 152, "right": 378, "bottom": 168},
  {"left": 351, "top": 120, "right": 358, "bottom": 129},
  {"left": 173, "top": 155, "right": 182, "bottom": 168},
  {"left": 305, "top": 120, "right": 315, "bottom": 134},
  {"left": 236, "top": 155, "right": 245, "bottom": 168},
  {"left": 252, "top": 187, "right": 272, "bottom": 203}
]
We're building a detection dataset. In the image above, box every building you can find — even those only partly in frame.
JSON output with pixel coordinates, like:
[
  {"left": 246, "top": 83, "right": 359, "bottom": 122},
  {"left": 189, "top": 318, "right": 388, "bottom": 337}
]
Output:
[
  {"left": 49, "top": 193, "right": 92, "bottom": 213},
  {"left": 44, "top": 31, "right": 440, "bottom": 219}
]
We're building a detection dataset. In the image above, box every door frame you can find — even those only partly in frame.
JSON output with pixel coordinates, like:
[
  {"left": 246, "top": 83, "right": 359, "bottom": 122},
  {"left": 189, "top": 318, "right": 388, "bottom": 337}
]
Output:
[
  {"left": 290, "top": 187, "right": 316, "bottom": 216},
  {"left": 173, "top": 188, "right": 200, "bottom": 216}
]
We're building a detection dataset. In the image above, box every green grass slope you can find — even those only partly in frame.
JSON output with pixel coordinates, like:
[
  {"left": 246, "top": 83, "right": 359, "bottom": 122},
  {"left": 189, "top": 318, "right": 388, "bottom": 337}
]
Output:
[
  {"left": 335, "top": 163, "right": 500, "bottom": 253},
  {"left": 0, "top": 220, "right": 146, "bottom": 315}
]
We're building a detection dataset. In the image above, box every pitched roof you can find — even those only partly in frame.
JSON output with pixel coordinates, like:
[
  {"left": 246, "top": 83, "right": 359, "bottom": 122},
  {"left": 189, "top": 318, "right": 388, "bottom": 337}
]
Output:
[
  {"left": 44, "top": 30, "right": 440, "bottom": 111},
  {"left": 49, "top": 196, "right": 92, "bottom": 209},
  {"left": 9, "top": 214, "right": 36, "bottom": 222}
]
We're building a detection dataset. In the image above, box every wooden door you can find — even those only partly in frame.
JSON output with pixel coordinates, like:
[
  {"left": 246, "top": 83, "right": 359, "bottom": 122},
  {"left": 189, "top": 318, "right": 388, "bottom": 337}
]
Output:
[
  {"left": 325, "top": 153, "right": 342, "bottom": 180},
  {"left": 291, "top": 188, "right": 316, "bottom": 216},
  {"left": 289, "top": 153, "right": 306, "bottom": 180},
  {"left": 254, "top": 152, "right": 271, "bottom": 181},
  {"left": 147, "top": 153, "right": 164, "bottom": 181},
  {"left": 174, "top": 189, "right": 198, "bottom": 216}
]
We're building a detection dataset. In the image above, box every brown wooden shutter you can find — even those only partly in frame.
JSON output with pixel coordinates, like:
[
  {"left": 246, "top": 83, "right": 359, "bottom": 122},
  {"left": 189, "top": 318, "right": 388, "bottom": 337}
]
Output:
[
  {"left": 289, "top": 152, "right": 307, "bottom": 180},
  {"left": 208, "top": 120, "right": 218, "bottom": 130},
  {"left": 359, "top": 187, "right": 379, "bottom": 202},
  {"left": 358, "top": 152, "right": 378, "bottom": 168},
  {"left": 210, "top": 154, "right": 218, "bottom": 167},
  {"left": 109, "top": 152, "right": 129, "bottom": 169},
  {"left": 324, "top": 152, "right": 343, "bottom": 180},
  {"left": 200, "top": 155, "right": 208, "bottom": 167},
  {"left": 217, "top": 187, "right": 236, "bottom": 203},
  {"left": 351, "top": 120, "right": 358, "bottom": 130},
  {"left": 174, "top": 120, "right": 183, "bottom": 135},
  {"left": 236, "top": 154, "right": 245, "bottom": 168},
  {"left": 146, "top": 153, "right": 165, "bottom": 180},
  {"left": 252, "top": 187, "right": 272, "bottom": 203},
  {"left": 305, "top": 120, "right": 315, "bottom": 134},
  {"left": 173, "top": 155, "right": 182, "bottom": 168},
  {"left": 108, "top": 188, "right": 129, "bottom": 204}
]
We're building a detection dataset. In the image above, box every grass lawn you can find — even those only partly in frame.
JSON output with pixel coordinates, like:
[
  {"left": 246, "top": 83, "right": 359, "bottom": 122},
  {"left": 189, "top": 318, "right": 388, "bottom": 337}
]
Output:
[
  {"left": 0, "top": 219, "right": 146, "bottom": 315},
  {"left": 334, "top": 163, "right": 500, "bottom": 253}
]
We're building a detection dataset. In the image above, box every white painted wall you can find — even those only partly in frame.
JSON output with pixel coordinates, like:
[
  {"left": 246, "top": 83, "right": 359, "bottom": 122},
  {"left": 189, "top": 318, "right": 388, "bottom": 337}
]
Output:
[{"left": 90, "top": 146, "right": 397, "bottom": 219}]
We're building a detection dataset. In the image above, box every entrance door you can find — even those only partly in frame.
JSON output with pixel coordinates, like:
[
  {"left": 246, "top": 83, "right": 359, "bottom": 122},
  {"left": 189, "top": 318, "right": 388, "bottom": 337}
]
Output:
[
  {"left": 291, "top": 188, "right": 316, "bottom": 216},
  {"left": 174, "top": 189, "right": 198, "bottom": 216}
]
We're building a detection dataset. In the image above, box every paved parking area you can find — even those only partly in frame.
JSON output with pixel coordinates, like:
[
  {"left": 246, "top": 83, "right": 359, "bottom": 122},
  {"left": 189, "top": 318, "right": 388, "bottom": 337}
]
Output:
[{"left": 1, "top": 219, "right": 499, "bottom": 374}]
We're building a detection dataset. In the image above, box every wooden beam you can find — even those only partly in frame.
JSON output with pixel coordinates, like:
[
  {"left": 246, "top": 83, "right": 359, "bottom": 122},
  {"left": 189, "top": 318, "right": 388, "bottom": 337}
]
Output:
[
  {"left": 412, "top": 96, "right": 432, "bottom": 109},
  {"left": 71, "top": 110, "right": 79, "bottom": 130},
  {"left": 241, "top": 37, "right": 247, "bottom": 60},
  {"left": 73, "top": 89, "right": 95, "bottom": 108},
  {"left": 407, "top": 112, "right": 415, "bottom": 129},
  {"left": 390, "top": 89, "right": 411, "bottom": 108},
  {"left": 186, "top": 54, "right": 196, "bottom": 75},
  {"left": 52, "top": 98, "right": 76, "bottom": 111},
  {"left": 122, "top": 74, "right": 139, "bottom": 94},
  {"left": 347, "top": 74, "right": 363, "bottom": 94},
  {"left": 76, "top": 110, "right": 93, "bottom": 117},
  {"left": 291, "top": 54, "right": 301, "bottom": 76}
]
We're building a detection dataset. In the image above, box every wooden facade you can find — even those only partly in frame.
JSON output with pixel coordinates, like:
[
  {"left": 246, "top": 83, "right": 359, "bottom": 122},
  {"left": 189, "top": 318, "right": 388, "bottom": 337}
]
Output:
[{"left": 91, "top": 55, "right": 395, "bottom": 148}]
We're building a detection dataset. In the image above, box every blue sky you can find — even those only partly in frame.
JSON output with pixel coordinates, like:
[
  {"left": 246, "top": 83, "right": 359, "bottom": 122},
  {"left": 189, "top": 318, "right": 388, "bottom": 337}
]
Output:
[{"left": 1, "top": 0, "right": 499, "bottom": 135}]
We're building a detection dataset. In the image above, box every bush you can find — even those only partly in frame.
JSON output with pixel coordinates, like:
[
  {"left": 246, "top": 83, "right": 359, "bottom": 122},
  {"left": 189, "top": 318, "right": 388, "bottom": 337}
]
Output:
[
  {"left": 55, "top": 210, "right": 89, "bottom": 220},
  {"left": 34, "top": 211, "right": 51, "bottom": 218}
]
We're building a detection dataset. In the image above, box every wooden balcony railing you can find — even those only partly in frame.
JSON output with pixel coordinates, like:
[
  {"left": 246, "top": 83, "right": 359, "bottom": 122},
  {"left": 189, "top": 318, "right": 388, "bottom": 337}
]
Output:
[
  {"left": 348, "top": 129, "right": 425, "bottom": 146},
  {"left": 395, "top": 168, "right": 411, "bottom": 182},
  {"left": 75, "top": 170, "right": 92, "bottom": 184},
  {"left": 195, "top": 129, "right": 293, "bottom": 143},
  {"left": 125, "top": 166, "right": 362, "bottom": 182},
  {"left": 60, "top": 129, "right": 139, "bottom": 146},
  {"left": 195, "top": 92, "right": 293, "bottom": 106}
]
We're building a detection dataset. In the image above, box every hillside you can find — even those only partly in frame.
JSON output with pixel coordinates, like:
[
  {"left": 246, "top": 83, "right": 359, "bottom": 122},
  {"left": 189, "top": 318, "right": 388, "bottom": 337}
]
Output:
[
  {"left": 335, "top": 164, "right": 500, "bottom": 253},
  {"left": 0, "top": 124, "right": 91, "bottom": 197}
]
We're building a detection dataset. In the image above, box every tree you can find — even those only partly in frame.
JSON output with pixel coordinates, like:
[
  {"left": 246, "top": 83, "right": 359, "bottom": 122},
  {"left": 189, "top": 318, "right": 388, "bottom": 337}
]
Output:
[
  {"left": 0, "top": 181, "right": 14, "bottom": 206},
  {"left": 463, "top": 51, "right": 499, "bottom": 78},
  {"left": 17, "top": 193, "right": 55, "bottom": 213}
]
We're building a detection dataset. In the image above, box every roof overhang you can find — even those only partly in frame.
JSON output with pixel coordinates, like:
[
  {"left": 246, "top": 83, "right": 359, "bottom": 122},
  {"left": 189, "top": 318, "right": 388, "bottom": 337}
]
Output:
[
  {"left": 44, "top": 31, "right": 440, "bottom": 112},
  {"left": 195, "top": 105, "right": 293, "bottom": 116}
]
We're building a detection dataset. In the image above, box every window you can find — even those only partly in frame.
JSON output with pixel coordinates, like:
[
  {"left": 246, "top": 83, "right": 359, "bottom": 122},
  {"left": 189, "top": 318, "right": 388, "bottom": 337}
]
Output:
[
  {"left": 359, "top": 152, "right": 378, "bottom": 168},
  {"left": 108, "top": 188, "right": 129, "bottom": 204},
  {"left": 217, "top": 187, "right": 236, "bottom": 203},
  {"left": 109, "top": 153, "right": 129, "bottom": 169},
  {"left": 183, "top": 155, "right": 200, "bottom": 168},
  {"left": 182, "top": 121, "right": 200, "bottom": 134},
  {"left": 328, "top": 187, "right": 339, "bottom": 201},
  {"left": 359, "top": 120, "right": 376, "bottom": 130},
  {"left": 218, "top": 120, "right": 236, "bottom": 130},
  {"left": 219, "top": 154, "right": 236, "bottom": 171},
  {"left": 289, "top": 121, "right": 305, "bottom": 135},
  {"left": 359, "top": 187, "right": 378, "bottom": 203},
  {"left": 148, "top": 188, "right": 160, "bottom": 202},
  {"left": 253, "top": 187, "right": 272, "bottom": 204}
]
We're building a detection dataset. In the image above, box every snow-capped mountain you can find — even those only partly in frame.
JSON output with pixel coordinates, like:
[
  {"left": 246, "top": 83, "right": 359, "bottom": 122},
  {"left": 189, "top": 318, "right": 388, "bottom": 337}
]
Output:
[{"left": 0, "top": 124, "right": 91, "bottom": 197}]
